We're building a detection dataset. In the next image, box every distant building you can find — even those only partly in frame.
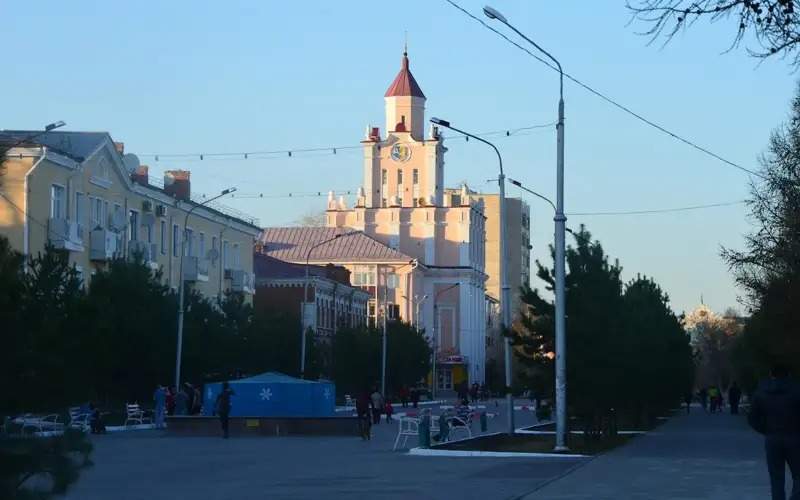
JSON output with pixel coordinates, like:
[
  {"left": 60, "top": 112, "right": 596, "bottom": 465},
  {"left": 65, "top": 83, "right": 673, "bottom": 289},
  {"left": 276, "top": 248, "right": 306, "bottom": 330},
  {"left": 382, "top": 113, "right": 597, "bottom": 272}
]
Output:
[
  {"left": 318, "top": 49, "right": 489, "bottom": 387},
  {"left": 253, "top": 253, "right": 370, "bottom": 338},
  {"left": 0, "top": 130, "right": 260, "bottom": 299}
]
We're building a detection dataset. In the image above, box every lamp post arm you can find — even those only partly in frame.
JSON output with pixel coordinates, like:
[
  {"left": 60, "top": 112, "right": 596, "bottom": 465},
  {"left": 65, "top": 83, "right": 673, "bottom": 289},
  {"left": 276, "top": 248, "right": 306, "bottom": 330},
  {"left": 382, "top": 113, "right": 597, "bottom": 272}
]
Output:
[
  {"left": 443, "top": 124, "right": 504, "bottom": 177},
  {"left": 509, "top": 178, "right": 556, "bottom": 213},
  {"left": 496, "top": 19, "right": 563, "bottom": 100}
]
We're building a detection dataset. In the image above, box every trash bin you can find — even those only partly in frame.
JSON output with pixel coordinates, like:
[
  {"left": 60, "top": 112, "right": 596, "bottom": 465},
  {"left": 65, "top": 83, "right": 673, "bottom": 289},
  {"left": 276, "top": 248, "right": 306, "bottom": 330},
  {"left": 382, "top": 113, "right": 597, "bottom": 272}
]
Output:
[
  {"left": 419, "top": 415, "right": 431, "bottom": 448},
  {"left": 480, "top": 411, "right": 488, "bottom": 432}
]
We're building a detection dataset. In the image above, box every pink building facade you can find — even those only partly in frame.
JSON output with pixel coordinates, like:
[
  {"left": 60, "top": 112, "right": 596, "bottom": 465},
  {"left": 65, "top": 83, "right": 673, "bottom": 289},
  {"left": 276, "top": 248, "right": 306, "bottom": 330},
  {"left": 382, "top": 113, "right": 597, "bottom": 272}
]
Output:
[{"left": 323, "top": 51, "right": 488, "bottom": 386}]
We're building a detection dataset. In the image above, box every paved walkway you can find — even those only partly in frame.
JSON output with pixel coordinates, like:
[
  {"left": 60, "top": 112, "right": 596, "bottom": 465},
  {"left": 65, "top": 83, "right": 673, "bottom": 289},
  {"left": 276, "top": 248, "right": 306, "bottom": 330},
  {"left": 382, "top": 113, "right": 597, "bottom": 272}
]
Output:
[
  {"left": 521, "top": 407, "right": 773, "bottom": 499},
  {"left": 65, "top": 401, "right": 580, "bottom": 500}
]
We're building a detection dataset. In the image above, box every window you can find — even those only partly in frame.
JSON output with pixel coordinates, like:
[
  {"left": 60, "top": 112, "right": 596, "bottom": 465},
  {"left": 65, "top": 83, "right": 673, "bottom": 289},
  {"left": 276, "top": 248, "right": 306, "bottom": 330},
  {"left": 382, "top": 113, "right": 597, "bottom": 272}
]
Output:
[
  {"left": 128, "top": 210, "right": 139, "bottom": 241},
  {"left": 173, "top": 224, "right": 180, "bottom": 257},
  {"left": 75, "top": 192, "right": 85, "bottom": 224},
  {"left": 222, "top": 240, "right": 229, "bottom": 269},
  {"left": 352, "top": 266, "right": 376, "bottom": 286},
  {"left": 211, "top": 236, "right": 218, "bottom": 265},
  {"left": 184, "top": 228, "right": 193, "bottom": 257},
  {"left": 50, "top": 185, "right": 65, "bottom": 219},
  {"left": 199, "top": 233, "right": 205, "bottom": 259},
  {"left": 412, "top": 169, "right": 420, "bottom": 206},
  {"left": 412, "top": 169, "right": 419, "bottom": 185},
  {"left": 160, "top": 221, "right": 167, "bottom": 254},
  {"left": 397, "top": 170, "right": 403, "bottom": 185},
  {"left": 90, "top": 197, "right": 103, "bottom": 227},
  {"left": 387, "top": 303, "right": 400, "bottom": 320},
  {"left": 233, "top": 243, "right": 240, "bottom": 268},
  {"left": 381, "top": 169, "right": 388, "bottom": 186}
]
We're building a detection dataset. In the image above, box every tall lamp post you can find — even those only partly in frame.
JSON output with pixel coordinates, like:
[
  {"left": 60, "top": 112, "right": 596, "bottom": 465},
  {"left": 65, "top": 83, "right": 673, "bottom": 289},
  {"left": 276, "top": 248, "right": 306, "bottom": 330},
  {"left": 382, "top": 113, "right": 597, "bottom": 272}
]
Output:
[
  {"left": 302, "top": 232, "right": 361, "bottom": 378},
  {"left": 430, "top": 117, "right": 514, "bottom": 436},
  {"left": 484, "top": 5, "right": 568, "bottom": 450},
  {"left": 380, "top": 259, "right": 417, "bottom": 395},
  {"left": 175, "top": 187, "right": 236, "bottom": 391}
]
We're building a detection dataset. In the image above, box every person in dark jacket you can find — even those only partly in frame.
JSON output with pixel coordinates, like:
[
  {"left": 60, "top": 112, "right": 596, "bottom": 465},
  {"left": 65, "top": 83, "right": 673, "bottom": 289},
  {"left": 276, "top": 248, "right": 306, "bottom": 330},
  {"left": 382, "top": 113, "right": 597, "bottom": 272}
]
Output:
[
  {"left": 728, "top": 382, "right": 742, "bottom": 415},
  {"left": 215, "top": 382, "right": 235, "bottom": 439},
  {"left": 748, "top": 364, "right": 800, "bottom": 500}
]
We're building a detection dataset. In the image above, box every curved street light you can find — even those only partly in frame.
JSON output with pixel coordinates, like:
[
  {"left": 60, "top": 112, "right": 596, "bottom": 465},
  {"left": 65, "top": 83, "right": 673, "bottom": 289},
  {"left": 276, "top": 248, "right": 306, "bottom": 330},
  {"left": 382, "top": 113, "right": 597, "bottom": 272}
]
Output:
[
  {"left": 175, "top": 187, "right": 236, "bottom": 391},
  {"left": 484, "top": 4, "right": 569, "bottom": 451},
  {"left": 430, "top": 116, "right": 514, "bottom": 436}
]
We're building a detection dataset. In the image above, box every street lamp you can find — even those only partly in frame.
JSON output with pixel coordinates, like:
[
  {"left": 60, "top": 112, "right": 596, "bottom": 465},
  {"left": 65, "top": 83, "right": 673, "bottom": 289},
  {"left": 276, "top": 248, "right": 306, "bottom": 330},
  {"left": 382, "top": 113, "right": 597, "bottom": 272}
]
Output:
[
  {"left": 485, "top": 2, "right": 568, "bottom": 451},
  {"left": 430, "top": 116, "right": 514, "bottom": 436},
  {"left": 175, "top": 187, "right": 236, "bottom": 391},
  {"left": 6, "top": 121, "right": 67, "bottom": 149},
  {"left": 301, "top": 231, "right": 360, "bottom": 378}
]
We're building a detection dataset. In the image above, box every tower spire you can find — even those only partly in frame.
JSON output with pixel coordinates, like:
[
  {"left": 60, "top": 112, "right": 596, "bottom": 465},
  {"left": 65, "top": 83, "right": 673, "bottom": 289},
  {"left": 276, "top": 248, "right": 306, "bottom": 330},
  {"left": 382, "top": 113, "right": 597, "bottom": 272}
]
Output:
[{"left": 404, "top": 30, "right": 408, "bottom": 57}]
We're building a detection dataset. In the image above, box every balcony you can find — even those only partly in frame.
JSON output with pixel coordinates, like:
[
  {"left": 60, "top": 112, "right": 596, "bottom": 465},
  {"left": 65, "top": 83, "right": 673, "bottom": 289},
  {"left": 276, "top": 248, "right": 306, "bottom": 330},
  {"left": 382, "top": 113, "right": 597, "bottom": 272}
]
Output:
[
  {"left": 89, "top": 228, "right": 117, "bottom": 261},
  {"left": 228, "top": 269, "right": 255, "bottom": 294},
  {"left": 183, "top": 256, "right": 209, "bottom": 282},
  {"left": 48, "top": 218, "right": 84, "bottom": 252},
  {"left": 128, "top": 240, "right": 159, "bottom": 269}
]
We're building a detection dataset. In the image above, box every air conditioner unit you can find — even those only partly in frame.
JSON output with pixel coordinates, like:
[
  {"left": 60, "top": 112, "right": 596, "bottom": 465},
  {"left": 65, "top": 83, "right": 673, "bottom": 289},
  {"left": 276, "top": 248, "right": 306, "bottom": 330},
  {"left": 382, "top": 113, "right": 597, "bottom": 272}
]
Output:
[
  {"left": 155, "top": 205, "right": 167, "bottom": 217},
  {"left": 142, "top": 200, "right": 153, "bottom": 212}
]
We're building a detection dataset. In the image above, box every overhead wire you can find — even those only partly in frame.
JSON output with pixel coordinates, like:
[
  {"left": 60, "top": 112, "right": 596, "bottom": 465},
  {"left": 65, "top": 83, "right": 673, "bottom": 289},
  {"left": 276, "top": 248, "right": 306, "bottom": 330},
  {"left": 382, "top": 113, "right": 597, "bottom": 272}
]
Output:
[{"left": 443, "top": 0, "right": 766, "bottom": 180}]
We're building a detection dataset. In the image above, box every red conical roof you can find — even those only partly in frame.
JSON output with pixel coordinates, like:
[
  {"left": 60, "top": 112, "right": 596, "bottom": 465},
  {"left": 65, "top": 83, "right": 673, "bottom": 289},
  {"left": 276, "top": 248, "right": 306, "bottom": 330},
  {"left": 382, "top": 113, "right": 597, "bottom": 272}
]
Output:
[{"left": 384, "top": 52, "right": 425, "bottom": 99}]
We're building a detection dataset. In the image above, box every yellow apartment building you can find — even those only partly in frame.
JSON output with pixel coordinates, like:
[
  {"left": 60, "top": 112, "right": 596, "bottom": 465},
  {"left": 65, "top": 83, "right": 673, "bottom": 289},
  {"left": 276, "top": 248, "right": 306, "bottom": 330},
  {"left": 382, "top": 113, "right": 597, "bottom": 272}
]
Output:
[{"left": 0, "top": 130, "right": 260, "bottom": 299}]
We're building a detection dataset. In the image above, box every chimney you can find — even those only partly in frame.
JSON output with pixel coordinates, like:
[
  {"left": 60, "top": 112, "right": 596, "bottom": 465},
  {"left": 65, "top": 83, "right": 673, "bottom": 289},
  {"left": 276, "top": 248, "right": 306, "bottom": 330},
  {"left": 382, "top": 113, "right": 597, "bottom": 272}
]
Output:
[
  {"left": 131, "top": 164, "right": 149, "bottom": 186},
  {"left": 114, "top": 142, "right": 125, "bottom": 154},
  {"left": 164, "top": 170, "right": 191, "bottom": 201},
  {"left": 370, "top": 127, "right": 381, "bottom": 141}
]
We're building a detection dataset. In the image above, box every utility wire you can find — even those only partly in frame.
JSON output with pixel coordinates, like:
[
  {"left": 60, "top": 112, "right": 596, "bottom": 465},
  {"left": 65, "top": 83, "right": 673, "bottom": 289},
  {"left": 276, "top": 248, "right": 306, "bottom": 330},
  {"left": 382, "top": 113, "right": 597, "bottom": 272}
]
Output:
[
  {"left": 443, "top": 0, "right": 765, "bottom": 180},
  {"left": 569, "top": 200, "right": 746, "bottom": 216},
  {"left": 138, "top": 122, "right": 555, "bottom": 161}
]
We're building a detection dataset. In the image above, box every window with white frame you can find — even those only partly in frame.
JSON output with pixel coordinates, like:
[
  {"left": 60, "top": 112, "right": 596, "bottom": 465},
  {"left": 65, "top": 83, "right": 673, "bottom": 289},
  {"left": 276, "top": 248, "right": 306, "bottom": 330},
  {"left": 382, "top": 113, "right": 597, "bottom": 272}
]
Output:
[
  {"left": 90, "top": 197, "right": 103, "bottom": 228},
  {"left": 222, "top": 240, "right": 229, "bottom": 269},
  {"left": 412, "top": 169, "right": 420, "bottom": 206},
  {"left": 352, "top": 265, "right": 376, "bottom": 286},
  {"left": 160, "top": 220, "right": 167, "bottom": 254},
  {"left": 199, "top": 233, "right": 205, "bottom": 259},
  {"left": 128, "top": 210, "right": 139, "bottom": 241},
  {"left": 233, "top": 243, "right": 240, "bottom": 268},
  {"left": 75, "top": 192, "right": 85, "bottom": 226},
  {"left": 172, "top": 224, "right": 180, "bottom": 257},
  {"left": 396, "top": 170, "right": 403, "bottom": 200},
  {"left": 185, "top": 228, "right": 194, "bottom": 257},
  {"left": 50, "top": 185, "right": 65, "bottom": 219}
]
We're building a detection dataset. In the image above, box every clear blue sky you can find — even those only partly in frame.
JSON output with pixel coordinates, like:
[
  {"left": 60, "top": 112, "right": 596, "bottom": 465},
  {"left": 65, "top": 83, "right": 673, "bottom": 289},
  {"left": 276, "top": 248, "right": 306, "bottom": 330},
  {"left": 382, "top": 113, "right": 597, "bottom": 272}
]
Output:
[{"left": 1, "top": 1, "right": 793, "bottom": 315}]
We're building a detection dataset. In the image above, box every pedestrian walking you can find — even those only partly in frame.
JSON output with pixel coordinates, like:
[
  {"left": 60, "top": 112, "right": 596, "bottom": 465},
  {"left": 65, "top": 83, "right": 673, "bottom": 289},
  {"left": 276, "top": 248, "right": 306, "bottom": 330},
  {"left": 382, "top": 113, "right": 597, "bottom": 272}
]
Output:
[
  {"left": 729, "top": 382, "right": 742, "bottom": 415},
  {"left": 370, "top": 387, "right": 384, "bottom": 425},
  {"left": 708, "top": 386, "right": 720, "bottom": 413},
  {"left": 355, "top": 389, "right": 372, "bottom": 440},
  {"left": 153, "top": 384, "right": 166, "bottom": 428},
  {"left": 166, "top": 386, "right": 176, "bottom": 416},
  {"left": 684, "top": 391, "right": 693, "bottom": 414},
  {"left": 175, "top": 386, "right": 189, "bottom": 416},
  {"left": 699, "top": 387, "right": 708, "bottom": 412},
  {"left": 399, "top": 385, "right": 409, "bottom": 408},
  {"left": 410, "top": 387, "right": 420, "bottom": 409},
  {"left": 384, "top": 400, "right": 394, "bottom": 423},
  {"left": 748, "top": 364, "right": 800, "bottom": 500},
  {"left": 215, "top": 381, "right": 235, "bottom": 439}
]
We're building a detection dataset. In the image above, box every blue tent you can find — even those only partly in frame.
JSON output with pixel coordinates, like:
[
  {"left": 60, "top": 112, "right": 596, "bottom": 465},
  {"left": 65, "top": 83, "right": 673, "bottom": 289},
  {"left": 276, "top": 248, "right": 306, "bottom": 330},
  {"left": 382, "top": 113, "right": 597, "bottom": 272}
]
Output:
[{"left": 202, "top": 372, "right": 335, "bottom": 417}]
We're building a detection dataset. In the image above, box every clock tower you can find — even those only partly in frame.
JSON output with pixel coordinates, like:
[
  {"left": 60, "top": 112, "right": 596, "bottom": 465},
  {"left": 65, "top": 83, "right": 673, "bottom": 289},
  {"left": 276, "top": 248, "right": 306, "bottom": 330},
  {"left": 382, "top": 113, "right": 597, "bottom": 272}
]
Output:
[{"left": 361, "top": 50, "right": 444, "bottom": 209}]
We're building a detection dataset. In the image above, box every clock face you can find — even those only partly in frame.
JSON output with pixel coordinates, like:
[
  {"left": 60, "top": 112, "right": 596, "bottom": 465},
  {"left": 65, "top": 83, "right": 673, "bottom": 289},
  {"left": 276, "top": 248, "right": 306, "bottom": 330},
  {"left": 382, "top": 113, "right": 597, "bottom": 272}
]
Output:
[{"left": 390, "top": 143, "right": 411, "bottom": 162}]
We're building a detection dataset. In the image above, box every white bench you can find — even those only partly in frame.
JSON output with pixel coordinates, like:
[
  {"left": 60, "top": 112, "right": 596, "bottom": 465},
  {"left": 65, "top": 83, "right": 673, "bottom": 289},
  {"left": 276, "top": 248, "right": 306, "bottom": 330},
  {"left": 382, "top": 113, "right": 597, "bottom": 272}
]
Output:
[
  {"left": 124, "top": 403, "right": 153, "bottom": 427},
  {"left": 69, "top": 406, "right": 91, "bottom": 432},
  {"left": 393, "top": 416, "right": 420, "bottom": 451},
  {"left": 13, "top": 414, "right": 64, "bottom": 434}
]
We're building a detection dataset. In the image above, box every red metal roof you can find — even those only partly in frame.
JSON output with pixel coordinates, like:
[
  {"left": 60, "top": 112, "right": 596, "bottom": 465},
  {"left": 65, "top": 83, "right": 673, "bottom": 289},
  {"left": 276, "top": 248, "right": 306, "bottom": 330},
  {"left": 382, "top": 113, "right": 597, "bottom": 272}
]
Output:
[
  {"left": 258, "top": 227, "right": 414, "bottom": 264},
  {"left": 384, "top": 52, "right": 425, "bottom": 99}
]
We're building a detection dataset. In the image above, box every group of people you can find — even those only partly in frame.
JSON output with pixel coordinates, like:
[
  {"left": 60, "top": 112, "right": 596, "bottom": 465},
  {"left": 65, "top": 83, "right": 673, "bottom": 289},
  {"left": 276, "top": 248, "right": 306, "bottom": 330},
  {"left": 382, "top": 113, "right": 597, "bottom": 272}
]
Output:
[
  {"left": 688, "top": 383, "right": 742, "bottom": 414},
  {"left": 153, "top": 383, "right": 203, "bottom": 428},
  {"left": 457, "top": 382, "right": 490, "bottom": 404},
  {"left": 397, "top": 385, "right": 421, "bottom": 409}
]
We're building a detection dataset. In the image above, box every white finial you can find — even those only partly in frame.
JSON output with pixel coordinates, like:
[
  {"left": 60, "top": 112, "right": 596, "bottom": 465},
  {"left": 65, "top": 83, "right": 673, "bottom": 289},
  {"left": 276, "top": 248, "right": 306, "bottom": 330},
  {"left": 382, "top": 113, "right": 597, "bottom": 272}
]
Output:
[
  {"left": 365, "top": 125, "right": 371, "bottom": 139},
  {"left": 338, "top": 196, "right": 347, "bottom": 210}
]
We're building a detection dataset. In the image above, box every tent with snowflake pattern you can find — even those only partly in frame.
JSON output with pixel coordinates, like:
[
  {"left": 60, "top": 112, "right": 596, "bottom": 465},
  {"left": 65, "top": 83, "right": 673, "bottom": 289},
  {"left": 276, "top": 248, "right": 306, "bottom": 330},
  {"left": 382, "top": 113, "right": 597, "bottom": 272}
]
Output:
[{"left": 202, "top": 372, "right": 335, "bottom": 417}]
